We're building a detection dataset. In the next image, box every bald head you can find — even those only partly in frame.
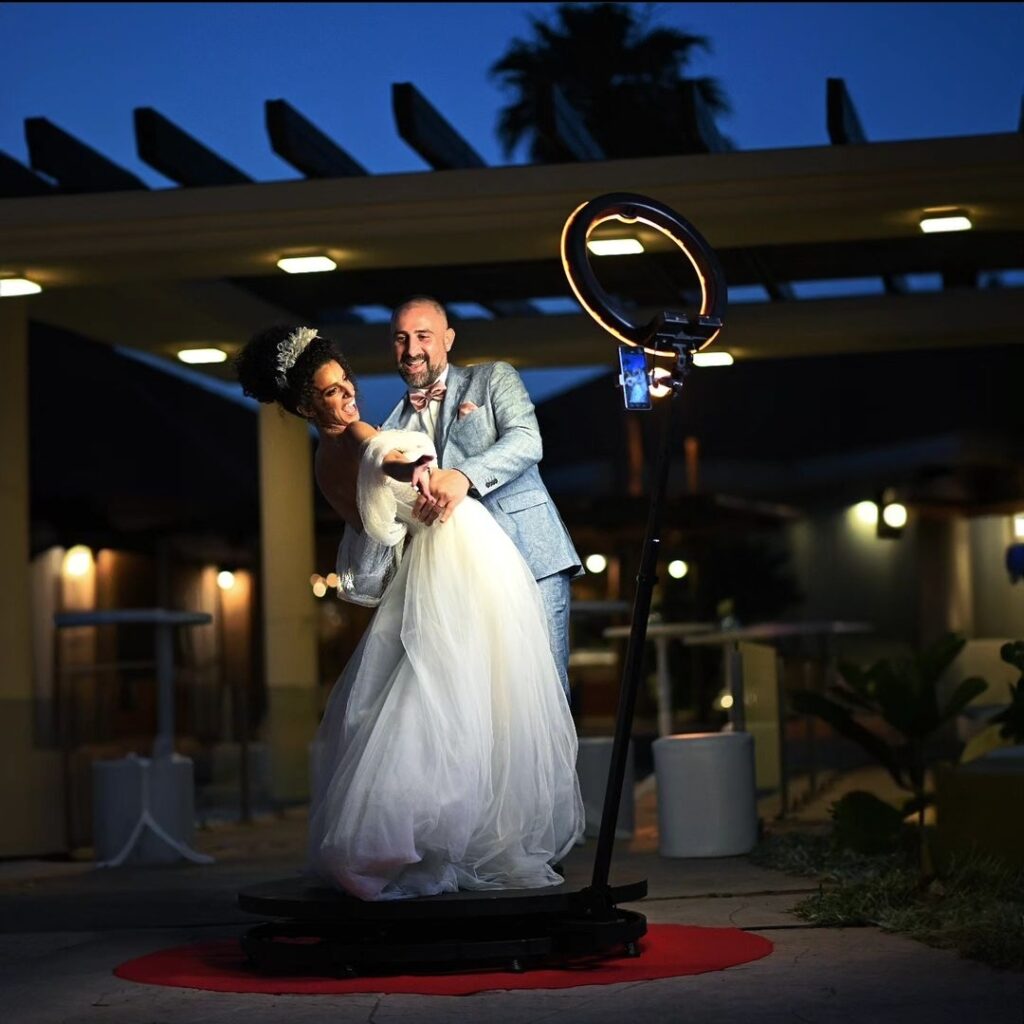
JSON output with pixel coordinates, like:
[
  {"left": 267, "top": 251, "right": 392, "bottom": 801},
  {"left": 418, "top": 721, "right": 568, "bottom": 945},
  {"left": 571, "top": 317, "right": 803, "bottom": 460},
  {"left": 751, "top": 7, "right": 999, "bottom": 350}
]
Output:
[{"left": 389, "top": 295, "right": 448, "bottom": 333}]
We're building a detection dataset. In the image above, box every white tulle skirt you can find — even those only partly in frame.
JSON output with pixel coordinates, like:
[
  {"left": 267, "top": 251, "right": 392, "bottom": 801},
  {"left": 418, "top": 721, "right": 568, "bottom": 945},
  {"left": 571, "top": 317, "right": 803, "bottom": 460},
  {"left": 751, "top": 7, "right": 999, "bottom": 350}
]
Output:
[{"left": 307, "top": 496, "right": 584, "bottom": 901}]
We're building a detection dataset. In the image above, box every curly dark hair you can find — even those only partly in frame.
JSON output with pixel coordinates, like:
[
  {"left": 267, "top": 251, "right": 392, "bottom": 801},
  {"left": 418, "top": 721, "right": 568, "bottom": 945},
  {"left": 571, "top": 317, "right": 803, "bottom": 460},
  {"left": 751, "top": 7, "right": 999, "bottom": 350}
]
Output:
[{"left": 234, "top": 325, "right": 356, "bottom": 417}]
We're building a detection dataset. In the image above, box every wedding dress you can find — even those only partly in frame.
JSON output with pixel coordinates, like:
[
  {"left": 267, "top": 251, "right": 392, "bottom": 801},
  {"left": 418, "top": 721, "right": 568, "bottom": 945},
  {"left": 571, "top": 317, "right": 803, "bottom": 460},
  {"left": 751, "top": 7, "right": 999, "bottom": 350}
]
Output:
[{"left": 307, "top": 430, "right": 584, "bottom": 900}]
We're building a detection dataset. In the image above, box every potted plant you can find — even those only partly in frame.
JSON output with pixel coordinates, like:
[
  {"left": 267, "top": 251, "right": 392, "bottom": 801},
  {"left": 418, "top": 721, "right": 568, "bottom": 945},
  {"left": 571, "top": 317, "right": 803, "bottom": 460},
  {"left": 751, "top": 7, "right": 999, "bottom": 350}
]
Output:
[
  {"left": 934, "top": 641, "right": 1024, "bottom": 866},
  {"left": 790, "top": 632, "right": 986, "bottom": 867}
]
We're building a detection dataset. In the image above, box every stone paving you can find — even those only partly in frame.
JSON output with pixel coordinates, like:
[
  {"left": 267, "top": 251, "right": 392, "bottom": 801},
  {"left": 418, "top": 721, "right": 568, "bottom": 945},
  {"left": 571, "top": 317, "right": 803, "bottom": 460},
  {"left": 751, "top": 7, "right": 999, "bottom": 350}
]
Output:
[{"left": 1, "top": 779, "right": 1022, "bottom": 1024}]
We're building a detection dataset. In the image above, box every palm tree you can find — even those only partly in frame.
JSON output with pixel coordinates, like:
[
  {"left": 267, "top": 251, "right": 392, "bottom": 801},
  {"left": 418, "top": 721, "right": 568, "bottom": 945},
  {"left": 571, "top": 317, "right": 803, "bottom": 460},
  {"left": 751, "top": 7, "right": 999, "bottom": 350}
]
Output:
[{"left": 490, "top": 2, "right": 732, "bottom": 161}]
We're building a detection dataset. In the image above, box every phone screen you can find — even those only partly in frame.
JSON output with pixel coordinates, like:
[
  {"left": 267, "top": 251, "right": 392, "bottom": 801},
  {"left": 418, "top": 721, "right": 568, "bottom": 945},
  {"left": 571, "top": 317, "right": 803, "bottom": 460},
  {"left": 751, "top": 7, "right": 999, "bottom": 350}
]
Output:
[{"left": 618, "top": 346, "right": 651, "bottom": 410}]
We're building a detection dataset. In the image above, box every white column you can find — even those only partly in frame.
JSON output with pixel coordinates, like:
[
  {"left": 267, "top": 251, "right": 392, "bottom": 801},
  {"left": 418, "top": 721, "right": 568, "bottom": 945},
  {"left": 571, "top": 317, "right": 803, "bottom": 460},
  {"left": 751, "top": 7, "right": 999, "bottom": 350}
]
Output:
[
  {"left": 258, "top": 404, "right": 319, "bottom": 803},
  {"left": 918, "top": 515, "right": 974, "bottom": 645},
  {"left": 0, "top": 301, "right": 63, "bottom": 855}
]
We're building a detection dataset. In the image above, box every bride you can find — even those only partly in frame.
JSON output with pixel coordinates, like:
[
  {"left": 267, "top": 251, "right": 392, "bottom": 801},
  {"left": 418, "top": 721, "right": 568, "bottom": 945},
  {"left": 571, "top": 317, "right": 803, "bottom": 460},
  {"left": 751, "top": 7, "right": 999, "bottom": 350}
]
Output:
[{"left": 236, "top": 325, "right": 584, "bottom": 901}]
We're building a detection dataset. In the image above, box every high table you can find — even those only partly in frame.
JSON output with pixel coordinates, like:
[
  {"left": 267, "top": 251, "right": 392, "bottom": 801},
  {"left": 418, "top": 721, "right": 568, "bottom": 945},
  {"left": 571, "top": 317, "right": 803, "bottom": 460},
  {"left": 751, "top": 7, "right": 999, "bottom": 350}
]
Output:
[
  {"left": 602, "top": 621, "right": 716, "bottom": 737},
  {"left": 684, "top": 621, "right": 873, "bottom": 815},
  {"left": 54, "top": 608, "right": 214, "bottom": 865}
]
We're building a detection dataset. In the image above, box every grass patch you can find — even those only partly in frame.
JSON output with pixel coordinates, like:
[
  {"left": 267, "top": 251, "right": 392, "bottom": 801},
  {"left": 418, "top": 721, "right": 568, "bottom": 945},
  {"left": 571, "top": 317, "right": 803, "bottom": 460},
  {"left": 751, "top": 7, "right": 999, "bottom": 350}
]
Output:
[{"left": 752, "top": 832, "right": 1024, "bottom": 971}]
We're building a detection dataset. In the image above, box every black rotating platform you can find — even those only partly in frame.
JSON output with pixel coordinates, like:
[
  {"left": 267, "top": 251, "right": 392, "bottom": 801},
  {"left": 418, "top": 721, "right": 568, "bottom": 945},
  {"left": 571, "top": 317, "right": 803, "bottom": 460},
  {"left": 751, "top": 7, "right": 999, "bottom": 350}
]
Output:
[
  {"left": 237, "top": 192, "right": 725, "bottom": 977},
  {"left": 239, "top": 866, "right": 647, "bottom": 975}
]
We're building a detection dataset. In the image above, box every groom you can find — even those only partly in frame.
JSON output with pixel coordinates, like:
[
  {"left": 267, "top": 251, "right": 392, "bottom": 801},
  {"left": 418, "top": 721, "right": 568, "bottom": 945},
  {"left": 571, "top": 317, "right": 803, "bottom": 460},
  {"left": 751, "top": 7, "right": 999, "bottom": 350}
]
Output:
[{"left": 380, "top": 295, "right": 582, "bottom": 698}]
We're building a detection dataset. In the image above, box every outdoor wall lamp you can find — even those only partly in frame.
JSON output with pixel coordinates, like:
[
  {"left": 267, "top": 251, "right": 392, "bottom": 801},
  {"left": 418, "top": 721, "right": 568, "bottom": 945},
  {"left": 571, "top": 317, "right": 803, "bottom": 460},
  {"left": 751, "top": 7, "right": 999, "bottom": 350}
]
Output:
[
  {"left": 62, "top": 545, "right": 93, "bottom": 578},
  {"left": 876, "top": 490, "right": 907, "bottom": 539}
]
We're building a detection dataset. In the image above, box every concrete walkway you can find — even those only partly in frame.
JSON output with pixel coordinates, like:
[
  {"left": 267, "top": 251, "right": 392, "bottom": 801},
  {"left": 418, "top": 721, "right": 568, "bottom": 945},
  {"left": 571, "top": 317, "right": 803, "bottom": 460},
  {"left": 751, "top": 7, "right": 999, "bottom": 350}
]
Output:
[{"left": 2, "top": 795, "right": 1021, "bottom": 1024}]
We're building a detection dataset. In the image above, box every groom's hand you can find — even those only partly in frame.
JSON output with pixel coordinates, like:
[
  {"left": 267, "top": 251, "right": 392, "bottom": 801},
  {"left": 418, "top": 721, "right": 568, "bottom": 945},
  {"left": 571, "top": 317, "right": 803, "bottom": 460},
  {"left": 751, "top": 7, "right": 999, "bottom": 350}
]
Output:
[{"left": 413, "top": 469, "right": 470, "bottom": 525}]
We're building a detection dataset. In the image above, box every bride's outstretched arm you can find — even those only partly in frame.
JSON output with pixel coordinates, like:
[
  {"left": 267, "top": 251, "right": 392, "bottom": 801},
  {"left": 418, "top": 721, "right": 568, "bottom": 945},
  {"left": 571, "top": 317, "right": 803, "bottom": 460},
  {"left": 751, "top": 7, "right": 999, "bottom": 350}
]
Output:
[{"left": 344, "top": 421, "right": 434, "bottom": 497}]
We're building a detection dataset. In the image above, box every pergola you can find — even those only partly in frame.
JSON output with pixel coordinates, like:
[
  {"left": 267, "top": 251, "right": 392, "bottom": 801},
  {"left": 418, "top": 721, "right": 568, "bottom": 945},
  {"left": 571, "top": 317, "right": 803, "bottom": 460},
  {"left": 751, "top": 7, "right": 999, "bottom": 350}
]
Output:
[{"left": 1, "top": 81, "right": 1021, "bottom": 854}]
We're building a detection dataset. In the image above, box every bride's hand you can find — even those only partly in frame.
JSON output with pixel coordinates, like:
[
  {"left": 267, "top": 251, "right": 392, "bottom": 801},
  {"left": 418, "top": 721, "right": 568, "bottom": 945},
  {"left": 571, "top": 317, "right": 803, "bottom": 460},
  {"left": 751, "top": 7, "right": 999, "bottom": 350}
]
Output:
[{"left": 411, "top": 456, "right": 435, "bottom": 502}]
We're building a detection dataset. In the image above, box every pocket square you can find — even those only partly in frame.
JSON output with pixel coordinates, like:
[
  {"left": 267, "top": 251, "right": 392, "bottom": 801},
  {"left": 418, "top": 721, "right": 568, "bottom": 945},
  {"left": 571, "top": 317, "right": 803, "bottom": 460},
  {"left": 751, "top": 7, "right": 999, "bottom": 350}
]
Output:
[{"left": 457, "top": 402, "right": 479, "bottom": 419}]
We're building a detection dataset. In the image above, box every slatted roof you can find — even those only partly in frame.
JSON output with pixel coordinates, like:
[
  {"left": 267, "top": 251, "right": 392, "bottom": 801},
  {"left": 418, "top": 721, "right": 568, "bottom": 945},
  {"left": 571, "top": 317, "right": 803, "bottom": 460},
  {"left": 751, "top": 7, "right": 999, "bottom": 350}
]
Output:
[{"left": 0, "top": 80, "right": 1021, "bottom": 375}]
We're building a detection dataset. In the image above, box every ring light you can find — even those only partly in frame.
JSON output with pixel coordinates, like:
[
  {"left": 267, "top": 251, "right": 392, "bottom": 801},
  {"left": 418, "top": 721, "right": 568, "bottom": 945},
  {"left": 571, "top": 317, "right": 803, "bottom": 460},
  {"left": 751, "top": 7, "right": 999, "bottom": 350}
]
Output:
[{"left": 560, "top": 192, "right": 726, "bottom": 357}]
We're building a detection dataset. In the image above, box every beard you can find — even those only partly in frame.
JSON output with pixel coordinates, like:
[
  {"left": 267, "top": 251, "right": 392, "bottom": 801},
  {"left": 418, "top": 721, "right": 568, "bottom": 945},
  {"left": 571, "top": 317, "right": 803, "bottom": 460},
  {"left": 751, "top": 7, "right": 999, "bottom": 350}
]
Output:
[{"left": 398, "top": 356, "right": 443, "bottom": 389}]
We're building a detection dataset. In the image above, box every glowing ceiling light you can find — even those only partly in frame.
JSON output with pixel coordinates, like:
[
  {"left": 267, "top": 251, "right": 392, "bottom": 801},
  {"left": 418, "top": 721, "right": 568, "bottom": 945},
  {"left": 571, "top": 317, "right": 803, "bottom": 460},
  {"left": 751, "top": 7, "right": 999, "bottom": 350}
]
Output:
[
  {"left": 177, "top": 348, "right": 227, "bottom": 365},
  {"left": 586, "top": 238, "right": 644, "bottom": 256},
  {"left": 217, "top": 570, "right": 236, "bottom": 591},
  {"left": 312, "top": 579, "right": 328, "bottom": 598},
  {"left": 854, "top": 501, "right": 879, "bottom": 526},
  {"left": 63, "top": 545, "right": 93, "bottom": 578},
  {"left": 720, "top": 694, "right": 734, "bottom": 710},
  {"left": 882, "top": 503, "right": 908, "bottom": 529},
  {"left": 585, "top": 554, "right": 608, "bottom": 574},
  {"left": 0, "top": 277, "right": 42, "bottom": 297},
  {"left": 692, "top": 351, "right": 733, "bottom": 368},
  {"left": 919, "top": 211, "right": 972, "bottom": 234},
  {"left": 1015, "top": 513, "right": 1024, "bottom": 539},
  {"left": 325, "top": 572, "right": 340, "bottom": 588},
  {"left": 667, "top": 559, "right": 689, "bottom": 579},
  {"left": 277, "top": 255, "right": 337, "bottom": 274}
]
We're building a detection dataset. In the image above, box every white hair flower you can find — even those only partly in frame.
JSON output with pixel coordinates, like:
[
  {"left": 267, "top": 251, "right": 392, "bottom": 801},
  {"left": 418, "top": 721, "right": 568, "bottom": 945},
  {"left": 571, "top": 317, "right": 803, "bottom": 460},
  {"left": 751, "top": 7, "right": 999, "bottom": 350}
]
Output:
[{"left": 275, "top": 326, "right": 319, "bottom": 387}]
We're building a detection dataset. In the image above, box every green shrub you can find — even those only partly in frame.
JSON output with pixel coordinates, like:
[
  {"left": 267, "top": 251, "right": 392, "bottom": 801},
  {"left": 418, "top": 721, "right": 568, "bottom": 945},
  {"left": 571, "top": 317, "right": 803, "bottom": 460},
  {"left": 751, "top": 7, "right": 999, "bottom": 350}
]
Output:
[{"left": 830, "top": 791, "right": 906, "bottom": 855}]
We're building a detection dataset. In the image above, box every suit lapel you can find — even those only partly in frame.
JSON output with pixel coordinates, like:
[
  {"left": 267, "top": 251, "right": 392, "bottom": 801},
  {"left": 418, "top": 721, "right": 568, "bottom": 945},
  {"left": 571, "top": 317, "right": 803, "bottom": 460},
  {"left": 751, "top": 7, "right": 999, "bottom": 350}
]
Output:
[{"left": 436, "top": 364, "right": 469, "bottom": 462}]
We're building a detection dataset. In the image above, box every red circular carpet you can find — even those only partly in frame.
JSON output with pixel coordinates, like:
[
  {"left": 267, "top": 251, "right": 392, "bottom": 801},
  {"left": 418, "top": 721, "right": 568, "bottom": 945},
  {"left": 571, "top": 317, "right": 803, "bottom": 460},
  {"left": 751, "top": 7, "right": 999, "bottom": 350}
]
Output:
[{"left": 114, "top": 925, "right": 772, "bottom": 996}]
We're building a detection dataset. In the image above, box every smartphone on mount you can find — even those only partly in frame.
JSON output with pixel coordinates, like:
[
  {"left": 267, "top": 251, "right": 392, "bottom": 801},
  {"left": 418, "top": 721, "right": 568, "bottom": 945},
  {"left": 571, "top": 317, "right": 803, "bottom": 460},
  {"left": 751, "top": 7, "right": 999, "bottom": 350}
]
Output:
[{"left": 618, "top": 345, "right": 651, "bottom": 411}]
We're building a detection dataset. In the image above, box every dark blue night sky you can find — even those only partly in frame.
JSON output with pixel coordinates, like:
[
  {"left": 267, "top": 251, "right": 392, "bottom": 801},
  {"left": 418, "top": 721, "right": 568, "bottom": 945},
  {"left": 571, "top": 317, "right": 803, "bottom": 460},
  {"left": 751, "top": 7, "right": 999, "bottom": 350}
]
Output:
[{"left": 2, "top": 2, "right": 1021, "bottom": 184}]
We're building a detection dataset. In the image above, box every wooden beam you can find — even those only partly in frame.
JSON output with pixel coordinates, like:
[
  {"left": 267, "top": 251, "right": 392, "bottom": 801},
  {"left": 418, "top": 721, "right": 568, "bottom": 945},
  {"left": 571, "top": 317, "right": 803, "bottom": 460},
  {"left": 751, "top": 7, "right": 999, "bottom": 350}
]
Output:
[
  {"left": 134, "top": 107, "right": 251, "bottom": 187},
  {"left": 2, "top": 133, "right": 1021, "bottom": 284},
  {"left": 0, "top": 150, "right": 53, "bottom": 197},
  {"left": 391, "top": 82, "right": 486, "bottom": 169},
  {"left": 24, "top": 118, "right": 147, "bottom": 193},
  {"left": 827, "top": 78, "right": 867, "bottom": 145},
  {"left": 537, "top": 84, "right": 606, "bottom": 162},
  {"left": 29, "top": 278, "right": 301, "bottom": 357},
  {"left": 265, "top": 100, "right": 367, "bottom": 178},
  {"left": 315, "top": 288, "right": 1024, "bottom": 373},
  {"left": 826, "top": 79, "right": 908, "bottom": 294},
  {"left": 741, "top": 249, "right": 793, "bottom": 302},
  {"left": 679, "top": 80, "right": 730, "bottom": 154},
  {"left": 486, "top": 299, "right": 540, "bottom": 318}
]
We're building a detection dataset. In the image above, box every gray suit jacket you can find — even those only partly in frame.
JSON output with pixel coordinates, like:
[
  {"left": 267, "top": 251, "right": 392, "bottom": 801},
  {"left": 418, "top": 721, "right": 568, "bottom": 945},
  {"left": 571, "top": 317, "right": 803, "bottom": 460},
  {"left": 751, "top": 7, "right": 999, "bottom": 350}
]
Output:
[{"left": 381, "top": 361, "right": 581, "bottom": 581}]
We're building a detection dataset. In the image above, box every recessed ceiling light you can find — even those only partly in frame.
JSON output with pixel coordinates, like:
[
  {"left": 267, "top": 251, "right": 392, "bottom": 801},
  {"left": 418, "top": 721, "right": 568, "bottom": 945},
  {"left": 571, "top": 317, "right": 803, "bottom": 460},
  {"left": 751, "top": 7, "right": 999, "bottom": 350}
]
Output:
[
  {"left": 919, "top": 210, "right": 972, "bottom": 234},
  {"left": 587, "top": 238, "right": 644, "bottom": 256},
  {"left": 276, "top": 255, "right": 337, "bottom": 274},
  {"left": 693, "top": 351, "right": 734, "bottom": 367},
  {"left": 0, "top": 277, "right": 42, "bottom": 297},
  {"left": 177, "top": 348, "right": 227, "bottom": 365}
]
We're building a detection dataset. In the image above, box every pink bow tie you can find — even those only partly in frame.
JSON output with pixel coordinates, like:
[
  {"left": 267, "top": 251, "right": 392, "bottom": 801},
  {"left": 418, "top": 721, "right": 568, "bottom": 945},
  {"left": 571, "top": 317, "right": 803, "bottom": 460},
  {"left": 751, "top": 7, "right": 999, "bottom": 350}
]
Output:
[{"left": 407, "top": 381, "right": 447, "bottom": 411}]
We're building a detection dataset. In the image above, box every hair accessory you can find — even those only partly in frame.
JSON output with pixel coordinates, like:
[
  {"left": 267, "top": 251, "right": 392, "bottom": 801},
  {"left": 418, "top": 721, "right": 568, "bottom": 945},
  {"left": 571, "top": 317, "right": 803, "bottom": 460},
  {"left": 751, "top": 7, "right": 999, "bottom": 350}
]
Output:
[{"left": 275, "top": 326, "right": 319, "bottom": 387}]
